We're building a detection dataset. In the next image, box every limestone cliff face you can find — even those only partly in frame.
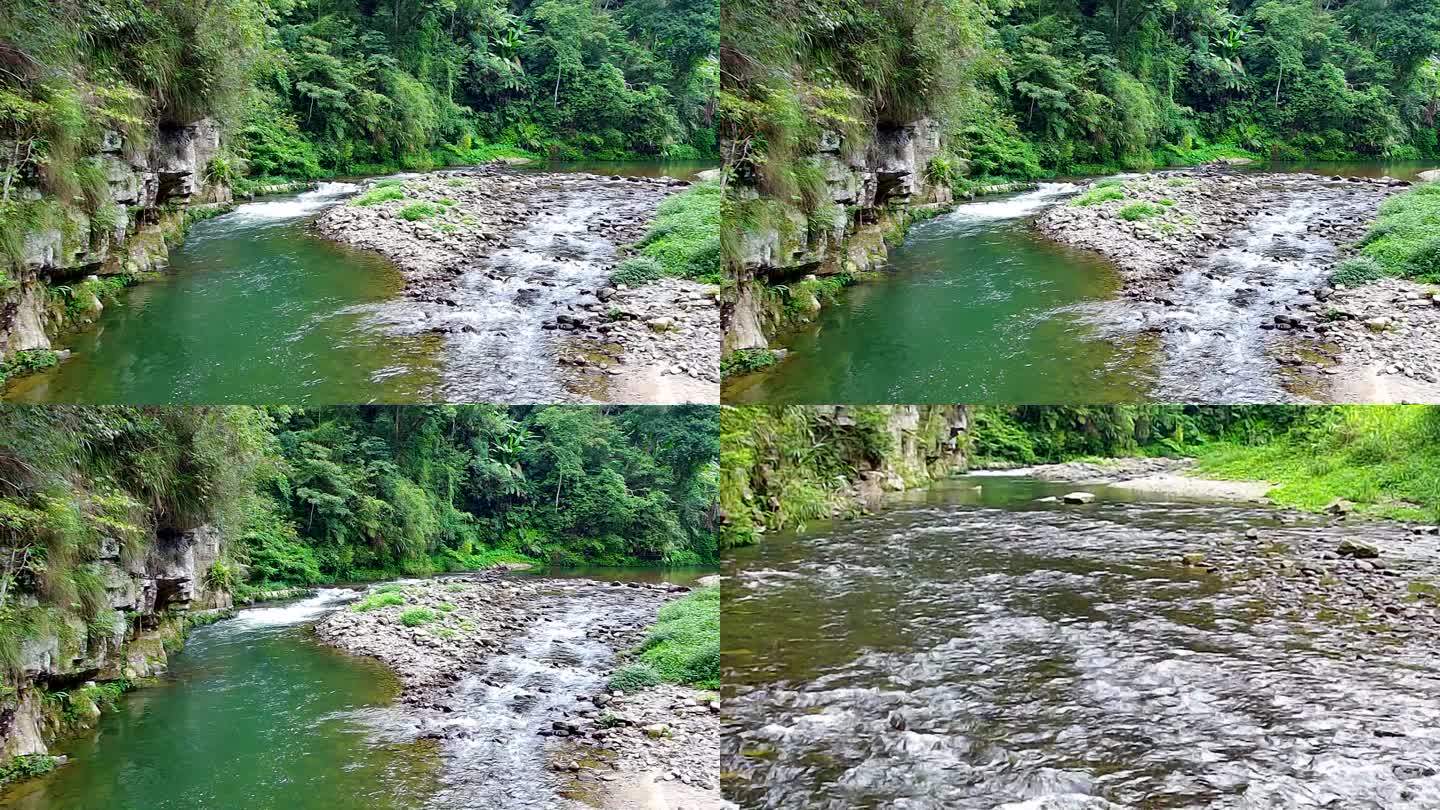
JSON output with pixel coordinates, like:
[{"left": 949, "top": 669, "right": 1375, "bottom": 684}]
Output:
[
  {"left": 0, "top": 118, "right": 231, "bottom": 360},
  {"left": 722, "top": 119, "right": 952, "bottom": 354},
  {"left": 0, "top": 525, "right": 232, "bottom": 758}
]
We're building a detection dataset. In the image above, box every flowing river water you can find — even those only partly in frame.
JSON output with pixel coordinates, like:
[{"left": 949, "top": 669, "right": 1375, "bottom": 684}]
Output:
[
  {"left": 4, "top": 160, "right": 710, "bottom": 404},
  {"left": 1, "top": 568, "right": 708, "bottom": 810},
  {"left": 724, "top": 161, "right": 1437, "bottom": 405},
  {"left": 722, "top": 476, "right": 1440, "bottom": 809}
]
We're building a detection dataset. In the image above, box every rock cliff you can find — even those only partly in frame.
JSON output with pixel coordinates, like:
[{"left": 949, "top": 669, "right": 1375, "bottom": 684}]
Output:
[
  {"left": 720, "top": 405, "right": 971, "bottom": 546},
  {"left": 0, "top": 118, "right": 231, "bottom": 362},
  {"left": 0, "top": 524, "right": 232, "bottom": 759},
  {"left": 722, "top": 119, "right": 951, "bottom": 355}
]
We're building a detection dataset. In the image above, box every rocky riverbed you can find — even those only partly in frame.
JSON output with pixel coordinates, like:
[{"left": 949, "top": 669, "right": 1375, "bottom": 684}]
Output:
[
  {"left": 723, "top": 482, "right": 1440, "bottom": 808},
  {"left": 1037, "top": 167, "right": 1440, "bottom": 402},
  {"left": 314, "top": 574, "right": 719, "bottom": 809},
  {"left": 315, "top": 167, "right": 719, "bottom": 403}
]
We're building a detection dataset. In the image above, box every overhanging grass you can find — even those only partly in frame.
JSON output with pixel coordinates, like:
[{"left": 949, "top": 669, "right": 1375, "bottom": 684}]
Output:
[
  {"left": 1356, "top": 183, "right": 1440, "bottom": 283},
  {"left": 633, "top": 584, "right": 719, "bottom": 689},
  {"left": 1194, "top": 406, "right": 1440, "bottom": 521}
]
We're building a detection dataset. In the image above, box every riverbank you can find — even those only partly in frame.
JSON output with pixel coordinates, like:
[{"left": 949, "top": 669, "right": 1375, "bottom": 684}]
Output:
[
  {"left": 316, "top": 168, "right": 719, "bottom": 403},
  {"left": 314, "top": 574, "right": 720, "bottom": 808},
  {"left": 1035, "top": 167, "right": 1440, "bottom": 401}
]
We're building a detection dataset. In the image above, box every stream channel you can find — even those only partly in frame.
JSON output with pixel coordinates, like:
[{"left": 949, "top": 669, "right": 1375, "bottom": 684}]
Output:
[
  {"left": 2, "top": 567, "right": 705, "bottom": 810},
  {"left": 4, "top": 161, "right": 709, "bottom": 404},
  {"left": 722, "top": 475, "right": 1440, "bottom": 809},
  {"left": 723, "top": 161, "right": 1436, "bottom": 405}
]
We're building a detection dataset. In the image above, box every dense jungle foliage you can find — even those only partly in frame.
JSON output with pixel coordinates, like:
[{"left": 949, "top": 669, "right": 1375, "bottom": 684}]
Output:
[
  {"left": 0, "top": 0, "right": 718, "bottom": 199},
  {"left": 721, "top": 405, "right": 1440, "bottom": 546},
  {"left": 722, "top": 0, "right": 1440, "bottom": 195},
  {"left": 0, "top": 405, "right": 719, "bottom": 639}
]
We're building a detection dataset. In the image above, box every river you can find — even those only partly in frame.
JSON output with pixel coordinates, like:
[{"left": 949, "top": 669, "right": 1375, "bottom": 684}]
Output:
[
  {"left": 4, "top": 160, "right": 711, "bottom": 404},
  {"left": 722, "top": 475, "right": 1440, "bottom": 808},
  {"left": 724, "top": 161, "right": 1437, "bottom": 404},
  {"left": 0, "top": 589, "right": 439, "bottom": 810},
  {"left": 2, "top": 567, "right": 710, "bottom": 810}
]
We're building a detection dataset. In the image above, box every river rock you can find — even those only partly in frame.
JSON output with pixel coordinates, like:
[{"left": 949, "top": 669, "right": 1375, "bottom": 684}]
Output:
[
  {"left": 1061, "top": 492, "right": 1096, "bottom": 504},
  {"left": 1338, "top": 539, "right": 1380, "bottom": 559}
]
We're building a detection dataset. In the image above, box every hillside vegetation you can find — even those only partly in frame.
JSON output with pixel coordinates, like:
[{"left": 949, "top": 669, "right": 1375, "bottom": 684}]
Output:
[
  {"left": 0, "top": 405, "right": 720, "bottom": 613},
  {"left": 721, "top": 405, "right": 1440, "bottom": 547},
  {"left": 0, "top": 0, "right": 718, "bottom": 205},
  {"left": 722, "top": 0, "right": 1440, "bottom": 198}
]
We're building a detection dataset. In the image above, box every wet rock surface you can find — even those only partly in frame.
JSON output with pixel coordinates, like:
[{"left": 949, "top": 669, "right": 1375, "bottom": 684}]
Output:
[
  {"left": 1036, "top": 168, "right": 1419, "bottom": 402},
  {"left": 723, "top": 490, "right": 1440, "bottom": 809},
  {"left": 316, "top": 167, "right": 718, "bottom": 403},
  {"left": 558, "top": 279, "right": 721, "bottom": 404},
  {"left": 1015, "top": 457, "right": 1193, "bottom": 484},
  {"left": 1285, "top": 277, "right": 1440, "bottom": 402},
  {"left": 316, "top": 574, "right": 718, "bottom": 809}
]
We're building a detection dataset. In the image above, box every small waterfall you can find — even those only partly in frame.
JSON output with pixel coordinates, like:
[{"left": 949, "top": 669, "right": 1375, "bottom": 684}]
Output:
[
  {"left": 228, "top": 181, "right": 361, "bottom": 222},
  {"left": 945, "top": 182, "right": 1080, "bottom": 222},
  {"left": 227, "top": 588, "right": 356, "bottom": 628}
]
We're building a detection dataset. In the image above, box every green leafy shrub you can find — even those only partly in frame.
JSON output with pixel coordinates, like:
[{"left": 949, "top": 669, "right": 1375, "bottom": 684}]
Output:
[
  {"left": 399, "top": 607, "right": 436, "bottom": 627},
  {"left": 0, "top": 754, "right": 59, "bottom": 786},
  {"left": 721, "top": 348, "right": 780, "bottom": 376},
  {"left": 1357, "top": 183, "right": 1440, "bottom": 282},
  {"left": 631, "top": 183, "right": 721, "bottom": 283},
  {"left": 634, "top": 585, "right": 719, "bottom": 689}
]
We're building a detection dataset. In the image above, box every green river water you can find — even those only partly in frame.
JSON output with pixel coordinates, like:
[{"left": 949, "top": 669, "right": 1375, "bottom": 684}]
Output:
[
  {"left": 4, "top": 160, "right": 711, "bottom": 405},
  {"left": 724, "top": 160, "right": 1438, "bottom": 405},
  {"left": 0, "top": 564, "right": 713, "bottom": 810}
]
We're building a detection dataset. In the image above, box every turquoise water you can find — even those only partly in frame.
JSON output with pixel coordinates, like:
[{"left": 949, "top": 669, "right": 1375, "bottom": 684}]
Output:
[{"left": 0, "top": 591, "right": 438, "bottom": 810}]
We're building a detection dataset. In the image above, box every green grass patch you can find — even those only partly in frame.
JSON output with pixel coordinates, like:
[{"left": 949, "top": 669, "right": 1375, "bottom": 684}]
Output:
[
  {"left": 1194, "top": 406, "right": 1440, "bottom": 521},
  {"left": 1119, "top": 202, "right": 1164, "bottom": 221},
  {"left": 351, "top": 591, "right": 405, "bottom": 612},
  {"left": 399, "top": 202, "right": 438, "bottom": 221},
  {"left": 1356, "top": 183, "right": 1440, "bottom": 282},
  {"left": 435, "top": 602, "right": 457, "bottom": 612},
  {"left": 632, "top": 585, "right": 719, "bottom": 689},
  {"left": 1072, "top": 186, "right": 1125, "bottom": 206},
  {"left": 612, "top": 256, "right": 665, "bottom": 287},
  {"left": 352, "top": 187, "right": 405, "bottom": 206},
  {"left": 628, "top": 182, "right": 721, "bottom": 284},
  {"left": 399, "top": 607, "right": 437, "bottom": 627},
  {"left": 608, "top": 662, "right": 662, "bottom": 692},
  {"left": 1331, "top": 255, "right": 1388, "bottom": 286}
]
